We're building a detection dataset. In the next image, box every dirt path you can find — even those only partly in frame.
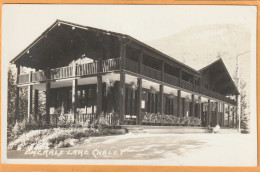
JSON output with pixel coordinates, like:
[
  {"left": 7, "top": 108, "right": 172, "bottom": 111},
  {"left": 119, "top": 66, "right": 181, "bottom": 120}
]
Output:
[{"left": 7, "top": 133, "right": 256, "bottom": 166}]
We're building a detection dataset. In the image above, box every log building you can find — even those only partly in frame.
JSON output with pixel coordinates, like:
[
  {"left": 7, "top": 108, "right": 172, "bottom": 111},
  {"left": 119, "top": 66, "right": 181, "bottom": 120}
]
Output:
[{"left": 10, "top": 20, "right": 239, "bottom": 128}]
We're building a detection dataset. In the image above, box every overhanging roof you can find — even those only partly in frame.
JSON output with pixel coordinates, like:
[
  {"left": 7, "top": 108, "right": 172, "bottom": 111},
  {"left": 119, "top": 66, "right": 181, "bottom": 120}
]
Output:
[
  {"left": 199, "top": 58, "right": 239, "bottom": 95},
  {"left": 10, "top": 19, "right": 200, "bottom": 74}
]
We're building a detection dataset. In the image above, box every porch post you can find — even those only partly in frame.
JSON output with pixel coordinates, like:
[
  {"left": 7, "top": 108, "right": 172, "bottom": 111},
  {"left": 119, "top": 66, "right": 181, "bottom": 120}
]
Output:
[
  {"left": 228, "top": 105, "right": 230, "bottom": 127},
  {"left": 45, "top": 81, "right": 51, "bottom": 125},
  {"left": 96, "top": 75, "right": 102, "bottom": 117},
  {"left": 136, "top": 78, "right": 143, "bottom": 125},
  {"left": 177, "top": 90, "right": 181, "bottom": 117},
  {"left": 232, "top": 107, "right": 235, "bottom": 128},
  {"left": 159, "top": 85, "right": 164, "bottom": 114},
  {"left": 34, "top": 89, "right": 38, "bottom": 121},
  {"left": 27, "top": 71, "right": 33, "bottom": 121},
  {"left": 215, "top": 102, "right": 219, "bottom": 126},
  {"left": 222, "top": 103, "right": 225, "bottom": 127},
  {"left": 15, "top": 65, "right": 20, "bottom": 122},
  {"left": 207, "top": 99, "right": 211, "bottom": 127},
  {"left": 119, "top": 72, "right": 126, "bottom": 122},
  {"left": 191, "top": 94, "right": 195, "bottom": 116},
  {"left": 198, "top": 96, "right": 202, "bottom": 125},
  {"left": 72, "top": 79, "right": 78, "bottom": 123}
]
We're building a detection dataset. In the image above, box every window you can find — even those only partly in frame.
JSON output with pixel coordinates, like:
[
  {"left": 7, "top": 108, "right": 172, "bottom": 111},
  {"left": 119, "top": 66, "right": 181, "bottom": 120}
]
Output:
[
  {"left": 88, "top": 88, "right": 93, "bottom": 98},
  {"left": 205, "top": 84, "right": 209, "bottom": 89}
]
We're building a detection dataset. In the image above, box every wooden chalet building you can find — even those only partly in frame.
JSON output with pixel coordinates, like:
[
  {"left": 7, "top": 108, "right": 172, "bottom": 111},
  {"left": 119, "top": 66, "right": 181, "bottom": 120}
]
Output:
[{"left": 10, "top": 20, "right": 239, "bottom": 128}]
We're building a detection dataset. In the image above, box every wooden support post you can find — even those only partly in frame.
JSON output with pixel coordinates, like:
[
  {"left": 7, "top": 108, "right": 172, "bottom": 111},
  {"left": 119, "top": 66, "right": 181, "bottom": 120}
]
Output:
[
  {"left": 215, "top": 102, "right": 219, "bottom": 126},
  {"left": 138, "top": 51, "right": 143, "bottom": 74},
  {"left": 72, "top": 79, "right": 78, "bottom": 124},
  {"left": 228, "top": 105, "right": 230, "bottom": 127},
  {"left": 177, "top": 90, "right": 181, "bottom": 117},
  {"left": 159, "top": 85, "right": 164, "bottom": 114},
  {"left": 191, "top": 94, "right": 195, "bottom": 116},
  {"left": 207, "top": 99, "right": 211, "bottom": 127},
  {"left": 27, "top": 86, "right": 33, "bottom": 120},
  {"left": 198, "top": 96, "right": 202, "bottom": 125},
  {"left": 136, "top": 78, "right": 142, "bottom": 125},
  {"left": 45, "top": 81, "right": 51, "bottom": 125},
  {"left": 232, "top": 107, "right": 235, "bottom": 128},
  {"left": 27, "top": 71, "right": 33, "bottom": 121},
  {"left": 34, "top": 89, "right": 38, "bottom": 121},
  {"left": 222, "top": 103, "right": 225, "bottom": 127},
  {"left": 96, "top": 75, "right": 102, "bottom": 117},
  {"left": 15, "top": 65, "right": 20, "bottom": 122},
  {"left": 119, "top": 73, "right": 126, "bottom": 122}
]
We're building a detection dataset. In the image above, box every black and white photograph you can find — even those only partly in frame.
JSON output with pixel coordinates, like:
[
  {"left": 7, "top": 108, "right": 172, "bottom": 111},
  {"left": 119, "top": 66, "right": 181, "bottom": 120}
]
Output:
[{"left": 1, "top": 4, "right": 258, "bottom": 166}]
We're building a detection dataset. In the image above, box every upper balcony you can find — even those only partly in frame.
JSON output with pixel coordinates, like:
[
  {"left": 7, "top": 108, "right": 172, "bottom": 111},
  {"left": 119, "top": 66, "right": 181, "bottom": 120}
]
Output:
[{"left": 17, "top": 57, "right": 237, "bottom": 106}]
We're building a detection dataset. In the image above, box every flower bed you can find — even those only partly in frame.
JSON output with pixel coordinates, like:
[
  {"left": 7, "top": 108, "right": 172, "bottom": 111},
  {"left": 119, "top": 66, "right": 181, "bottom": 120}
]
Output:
[
  {"left": 8, "top": 127, "right": 125, "bottom": 151},
  {"left": 141, "top": 113, "right": 201, "bottom": 126}
]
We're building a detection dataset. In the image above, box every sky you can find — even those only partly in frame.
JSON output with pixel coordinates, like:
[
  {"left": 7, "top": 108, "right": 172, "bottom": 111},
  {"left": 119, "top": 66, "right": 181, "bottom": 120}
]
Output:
[{"left": 2, "top": 4, "right": 257, "bottom": 62}]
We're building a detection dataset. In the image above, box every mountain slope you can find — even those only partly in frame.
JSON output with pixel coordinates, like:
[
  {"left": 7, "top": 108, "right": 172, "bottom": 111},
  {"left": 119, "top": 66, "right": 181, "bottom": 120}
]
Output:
[{"left": 146, "top": 24, "right": 251, "bottom": 100}]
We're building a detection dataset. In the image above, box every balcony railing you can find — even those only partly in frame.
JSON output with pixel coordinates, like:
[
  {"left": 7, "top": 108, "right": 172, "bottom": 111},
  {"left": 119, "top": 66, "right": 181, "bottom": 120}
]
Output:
[
  {"left": 125, "top": 58, "right": 139, "bottom": 73},
  {"left": 17, "top": 74, "right": 30, "bottom": 84},
  {"left": 164, "top": 73, "right": 179, "bottom": 86},
  {"left": 77, "top": 62, "right": 98, "bottom": 76},
  {"left": 16, "top": 57, "right": 237, "bottom": 106},
  {"left": 181, "top": 80, "right": 193, "bottom": 91},
  {"left": 51, "top": 66, "right": 74, "bottom": 80},
  {"left": 31, "top": 71, "right": 46, "bottom": 82},
  {"left": 142, "top": 65, "right": 161, "bottom": 81},
  {"left": 101, "top": 58, "right": 120, "bottom": 72}
]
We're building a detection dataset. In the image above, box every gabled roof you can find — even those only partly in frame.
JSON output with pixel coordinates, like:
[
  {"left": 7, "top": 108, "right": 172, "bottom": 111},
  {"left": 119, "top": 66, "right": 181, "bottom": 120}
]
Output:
[
  {"left": 199, "top": 58, "right": 239, "bottom": 95},
  {"left": 10, "top": 19, "right": 200, "bottom": 74}
]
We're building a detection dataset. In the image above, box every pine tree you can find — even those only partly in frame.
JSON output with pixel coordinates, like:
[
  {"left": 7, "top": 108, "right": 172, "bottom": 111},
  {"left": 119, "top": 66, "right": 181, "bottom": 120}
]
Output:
[
  {"left": 7, "top": 67, "right": 16, "bottom": 125},
  {"left": 233, "top": 58, "right": 250, "bottom": 133}
]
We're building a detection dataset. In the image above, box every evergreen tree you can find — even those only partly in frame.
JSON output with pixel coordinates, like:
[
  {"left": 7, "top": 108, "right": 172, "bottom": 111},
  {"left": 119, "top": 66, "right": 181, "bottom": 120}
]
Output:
[
  {"left": 7, "top": 67, "right": 16, "bottom": 124},
  {"left": 233, "top": 60, "right": 250, "bottom": 133}
]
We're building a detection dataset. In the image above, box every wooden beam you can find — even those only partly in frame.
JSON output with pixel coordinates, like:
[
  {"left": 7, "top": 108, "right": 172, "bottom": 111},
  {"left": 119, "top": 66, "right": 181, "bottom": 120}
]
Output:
[
  {"left": 222, "top": 103, "right": 225, "bottom": 127},
  {"left": 45, "top": 81, "right": 51, "bottom": 125},
  {"left": 207, "top": 99, "right": 211, "bottom": 127},
  {"left": 215, "top": 102, "right": 219, "bottom": 126},
  {"left": 198, "top": 96, "right": 202, "bottom": 126},
  {"left": 228, "top": 105, "right": 230, "bottom": 127},
  {"left": 27, "top": 85, "right": 33, "bottom": 121},
  {"left": 177, "top": 90, "right": 181, "bottom": 117},
  {"left": 119, "top": 73, "right": 126, "bottom": 122},
  {"left": 136, "top": 78, "right": 142, "bottom": 125},
  {"left": 27, "top": 71, "right": 33, "bottom": 121},
  {"left": 15, "top": 65, "right": 20, "bottom": 122},
  {"left": 34, "top": 89, "right": 38, "bottom": 121},
  {"left": 191, "top": 94, "right": 195, "bottom": 117},
  {"left": 159, "top": 85, "right": 164, "bottom": 114},
  {"left": 72, "top": 79, "right": 78, "bottom": 124},
  {"left": 96, "top": 75, "right": 102, "bottom": 117},
  {"left": 232, "top": 107, "right": 235, "bottom": 127}
]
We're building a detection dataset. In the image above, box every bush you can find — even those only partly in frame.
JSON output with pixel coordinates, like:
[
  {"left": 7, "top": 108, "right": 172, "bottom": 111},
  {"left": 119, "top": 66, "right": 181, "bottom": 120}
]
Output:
[{"left": 8, "top": 127, "right": 124, "bottom": 151}]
